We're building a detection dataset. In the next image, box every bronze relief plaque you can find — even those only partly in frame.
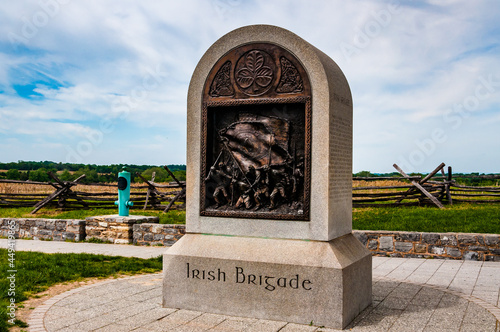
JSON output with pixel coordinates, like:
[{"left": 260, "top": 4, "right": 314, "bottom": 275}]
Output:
[{"left": 201, "top": 43, "right": 311, "bottom": 220}]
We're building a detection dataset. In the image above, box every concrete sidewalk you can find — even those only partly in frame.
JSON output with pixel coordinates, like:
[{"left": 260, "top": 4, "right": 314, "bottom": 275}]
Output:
[
  {"left": 0, "top": 238, "right": 166, "bottom": 259},
  {"left": 2, "top": 239, "right": 499, "bottom": 331}
]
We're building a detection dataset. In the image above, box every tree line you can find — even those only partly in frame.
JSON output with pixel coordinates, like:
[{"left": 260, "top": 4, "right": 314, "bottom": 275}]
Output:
[
  {"left": 0, "top": 161, "right": 496, "bottom": 186},
  {"left": 0, "top": 161, "right": 186, "bottom": 184}
]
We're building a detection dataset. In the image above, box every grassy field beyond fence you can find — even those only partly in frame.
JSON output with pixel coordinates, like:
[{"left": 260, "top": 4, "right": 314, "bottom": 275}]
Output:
[
  {"left": 1, "top": 203, "right": 499, "bottom": 234},
  {"left": 0, "top": 207, "right": 186, "bottom": 224},
  {"left": 353, "top": 204, "right": 500, "bottom": 234}
]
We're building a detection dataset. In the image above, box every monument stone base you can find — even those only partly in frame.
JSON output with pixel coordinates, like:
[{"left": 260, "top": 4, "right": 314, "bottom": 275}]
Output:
[{"left": 163, "top": 233, "right": 372, "bottom": 329}]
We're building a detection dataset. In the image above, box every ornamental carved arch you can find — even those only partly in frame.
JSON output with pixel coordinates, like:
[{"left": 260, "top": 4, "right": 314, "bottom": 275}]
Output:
[
  {"left": 204, "top": 43, "right": 310, "bottom": 99},
  {"left": 201, "top": 43, "right": 312, "bottom": 221}
]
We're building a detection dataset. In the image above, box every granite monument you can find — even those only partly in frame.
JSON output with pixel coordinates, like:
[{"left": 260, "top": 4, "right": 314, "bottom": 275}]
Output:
[{"left": 163, "top": 25, "right": 372, "bottom": 329}]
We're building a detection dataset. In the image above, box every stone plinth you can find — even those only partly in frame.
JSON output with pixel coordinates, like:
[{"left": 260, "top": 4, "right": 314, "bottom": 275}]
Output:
[
  {"left": 164, "top": 233, "right": 372, "bottom": 329},
  {"left": 85, "top": 215, "right": 158, "bottom": 244}
]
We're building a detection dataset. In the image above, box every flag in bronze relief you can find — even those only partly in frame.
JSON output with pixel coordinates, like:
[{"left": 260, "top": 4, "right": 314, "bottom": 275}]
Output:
[{"left": 219, "top": 114, "right": 291, "bottom": 173}]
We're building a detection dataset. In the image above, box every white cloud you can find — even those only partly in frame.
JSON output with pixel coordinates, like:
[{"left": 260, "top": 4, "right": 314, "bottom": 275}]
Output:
[{"left": 0, "top": 0, "right": 499, "bottom": 171}]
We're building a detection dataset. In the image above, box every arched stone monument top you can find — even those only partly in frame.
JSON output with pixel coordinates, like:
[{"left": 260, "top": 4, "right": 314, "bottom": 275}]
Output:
[
  {"left": 187, "top": 24, "right": 353, "bottom": 241},
  {"left": 189, "top": 25, "right": 351, "bottom": 108}
]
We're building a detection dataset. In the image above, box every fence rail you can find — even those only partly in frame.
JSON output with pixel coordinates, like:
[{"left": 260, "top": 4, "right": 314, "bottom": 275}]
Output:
[
  {"left": 0, "top": 176, "right": 186, "bottom": 212},
  {"left": 352, "top": 181, "right": 446, "bottom": 207},
  {"left": 449, "top": 184, "right": 500, "bottom": 204}
]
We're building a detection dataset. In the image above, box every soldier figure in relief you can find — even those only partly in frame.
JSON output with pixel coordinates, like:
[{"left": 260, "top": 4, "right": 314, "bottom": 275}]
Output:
[
  {"left": 205, "top": 162, "right": 232, "bottom": 208},
  {"left": 269, "top": 167, "right": 291, "bottom": 209},
  {"left": 253, "top": 165, "right": 270, "bottom": 210},
  {"left": 291, "top": 160, "right": 304, "bottom": 203},
  {"left": 234, "top": 187, "right": 253, "bottom": 209}
]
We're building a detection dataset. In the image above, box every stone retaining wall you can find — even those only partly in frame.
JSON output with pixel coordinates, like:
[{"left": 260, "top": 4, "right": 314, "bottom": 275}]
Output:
[
  {"left": 0, "top": 218, "right": 85, "bottom": 241},
  {"left": 132, "top": 226, "right": 500, "bottom": 261},
  {"left": 85, "top": 215, "right": 159, "bottom": 244},
  {"left": 1, "top": 218, "right": 499, "bottom": 261},
  {"left": 353, "top": 230, "right": 500, "bottom": 261},
  {"left": 133, "top": 223, "right": 185, "bottom": 246}
]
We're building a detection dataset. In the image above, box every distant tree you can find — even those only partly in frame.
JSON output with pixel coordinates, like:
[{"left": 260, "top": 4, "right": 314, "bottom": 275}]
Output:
[
  {"left": 96, "top": 165, "right": 113, "bottom": 173},
  {"left": 167, "top": 164, "right": 187, "bottom": 171},
  {"left": 354, "top": 171, "right": 372, "bottom": 178},
  {"left": 73, "top": 168, "right": 99, "bottom": 184},
  {"left": 136, "top": 167, "right": 170, "bottom": 183},
  {"left": 20, "top": 171, "right": 29, "bottom": 181},
  {"left": 0, "top": 161, "right": 188, "bottom": 183},
  {"left": 29, "top": 169, "right": 50, "bottom": 182},
  {"left": 59, "top": 170, "right": 74, "bottom": 182},
  {"left": 6, "top": 169, "right": 21, "bottom": 180},
  {"left": 171, "top": 170, "right": 186, "bottom": 181},
  {"left": 86, "top": 169, "right": 99, "bottom": 183}
]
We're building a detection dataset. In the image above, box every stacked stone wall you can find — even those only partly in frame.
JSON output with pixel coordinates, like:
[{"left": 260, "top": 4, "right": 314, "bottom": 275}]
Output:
[
  {"left": 133, "top": 223, "right": 185, "bottom": 246},
  {"left": 0, "top": 218, "right": 85, "bottom": 241},
  {"left": 2, "top": 218, "right": 499, "bottom": 261},
  {"left": 85, "top": 215, "right": 159, "bottom": 244},
  {"left": 353, "top": 231, "right": 500, "bottom": 261}
]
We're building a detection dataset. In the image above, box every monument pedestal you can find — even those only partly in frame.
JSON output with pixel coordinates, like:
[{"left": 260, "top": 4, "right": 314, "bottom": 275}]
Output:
[{"left": 163, "top": 233, "right": 371, "bottom": 329}]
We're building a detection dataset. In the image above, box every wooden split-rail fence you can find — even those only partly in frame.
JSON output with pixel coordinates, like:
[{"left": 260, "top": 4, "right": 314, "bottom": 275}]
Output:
[
  {"left": 0, "top": 166, "right": 185, "bottom": 213},
  {"left": 1, "top": 163, "right": 499, "bottom": 212},
  {"left": 353, "top": 163, "right": 500, "bottom": 208}
]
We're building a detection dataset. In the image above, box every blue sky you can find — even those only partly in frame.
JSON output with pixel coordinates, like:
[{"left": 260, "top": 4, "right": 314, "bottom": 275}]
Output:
[{"left": 0, "top": 0, "right": 499, "bottom": 173}]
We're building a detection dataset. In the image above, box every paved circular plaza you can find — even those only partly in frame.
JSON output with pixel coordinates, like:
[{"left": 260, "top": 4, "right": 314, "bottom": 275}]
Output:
[
  {"left": 28, "top": 258, "right": 500, "bottom": 332},
  {"left": 2, "top": 240, "right": 498, "bottom": 331}
]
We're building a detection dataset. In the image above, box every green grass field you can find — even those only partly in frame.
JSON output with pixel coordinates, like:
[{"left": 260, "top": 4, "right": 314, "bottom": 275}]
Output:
[
  {"left": 2, "top": 204, "right": 500, "bottom": 233},
  {"left": 0, "top": 207, "right": 186, "bottom": 225},
  {"left": 353, "top": 203, "right": 500, "bottom": 234},
  {"left": 0, "top": 250, "right": 162, "bottom": 332}
]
